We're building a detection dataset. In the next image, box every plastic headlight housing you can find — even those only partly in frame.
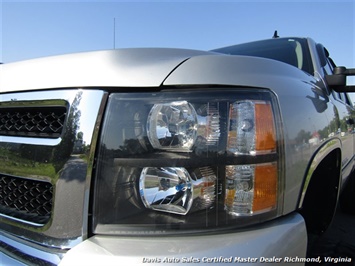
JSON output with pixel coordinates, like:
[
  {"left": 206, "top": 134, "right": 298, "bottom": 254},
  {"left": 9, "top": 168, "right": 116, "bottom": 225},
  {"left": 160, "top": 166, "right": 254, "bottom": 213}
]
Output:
[{"left": 93, "top": 89, "right": 283, "bottom": 235}]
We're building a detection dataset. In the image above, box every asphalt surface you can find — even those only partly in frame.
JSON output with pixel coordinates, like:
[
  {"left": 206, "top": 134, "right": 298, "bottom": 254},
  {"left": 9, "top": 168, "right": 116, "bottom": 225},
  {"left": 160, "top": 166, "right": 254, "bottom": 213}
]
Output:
[{"left": 307, "top": 207, "right": 355, "bottom": 265}]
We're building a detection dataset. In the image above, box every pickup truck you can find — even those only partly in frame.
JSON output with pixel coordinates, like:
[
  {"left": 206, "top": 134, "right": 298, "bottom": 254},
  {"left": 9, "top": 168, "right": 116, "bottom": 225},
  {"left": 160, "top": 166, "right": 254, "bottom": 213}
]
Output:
[{"left": 1, "top": 36, "right": 355, "bottom": 265}]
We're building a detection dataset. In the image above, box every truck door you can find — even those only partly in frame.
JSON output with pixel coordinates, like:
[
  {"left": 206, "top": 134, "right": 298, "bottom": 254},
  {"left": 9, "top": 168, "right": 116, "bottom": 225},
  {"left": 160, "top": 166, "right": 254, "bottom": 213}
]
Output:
[
  {"left": 322, "top": 50, "right": 355, "bottom": 178},
  {"left": 332, "top": 92, "right": 355, "bottom": 172}
]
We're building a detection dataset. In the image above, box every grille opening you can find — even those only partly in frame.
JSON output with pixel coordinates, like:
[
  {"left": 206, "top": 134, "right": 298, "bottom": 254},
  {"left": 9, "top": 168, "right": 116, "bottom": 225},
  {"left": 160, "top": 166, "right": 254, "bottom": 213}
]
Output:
[
  {"left": 0, "top": 106, "right": 67, "bottom": 138},
  {"left": 0, "top": 174, "right": 53, "bottom": 225}
]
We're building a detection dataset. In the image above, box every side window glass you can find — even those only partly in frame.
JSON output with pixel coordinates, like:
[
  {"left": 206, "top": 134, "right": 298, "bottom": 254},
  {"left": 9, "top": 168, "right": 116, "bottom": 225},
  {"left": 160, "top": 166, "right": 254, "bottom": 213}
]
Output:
[
  {"left": 343, "top": 93, "right": 353, "bottom": 107},
  {"left": 324, "top": 58, "right": 346, "bottom": 103},
  {"left": 334, "top": 92, "right": 353, "bottom": 107},
  {"left": 324, "top": 57, "right": 334, "bottom": 75},
  {"left": 339, "top": 93, "right": 346, "bottom": 102},
  {"left": 332, "top": 91, "right": 342, "bottom": 101},
  {"left": 323, "top": 63, "right": 332, "bottom": 75}
]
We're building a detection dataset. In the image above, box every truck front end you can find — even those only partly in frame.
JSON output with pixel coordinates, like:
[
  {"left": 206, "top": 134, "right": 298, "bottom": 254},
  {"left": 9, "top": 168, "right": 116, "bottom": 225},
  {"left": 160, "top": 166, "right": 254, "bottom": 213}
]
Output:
[{"left": 0, "top": 48, "right": 308, "bottom": 265}]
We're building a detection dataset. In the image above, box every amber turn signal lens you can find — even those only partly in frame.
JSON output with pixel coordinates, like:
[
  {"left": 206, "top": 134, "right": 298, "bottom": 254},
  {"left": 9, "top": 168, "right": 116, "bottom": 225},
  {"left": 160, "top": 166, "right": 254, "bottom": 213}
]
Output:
[
  {"left": 252, "top": 163, "right": 278, "bottom": 213},
  {"left": 255, "top": 103, "right": 276, "bottom": 152}
]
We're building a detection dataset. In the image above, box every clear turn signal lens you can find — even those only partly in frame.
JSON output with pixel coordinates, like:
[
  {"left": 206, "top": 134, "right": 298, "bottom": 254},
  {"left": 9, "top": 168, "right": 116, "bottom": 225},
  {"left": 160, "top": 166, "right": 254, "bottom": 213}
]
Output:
[
  {"left": 225, "top": 163, "right": 278, "bottom": 215},
  {"left": 228, "top": 101, "right": 276, "bottom": 155}
]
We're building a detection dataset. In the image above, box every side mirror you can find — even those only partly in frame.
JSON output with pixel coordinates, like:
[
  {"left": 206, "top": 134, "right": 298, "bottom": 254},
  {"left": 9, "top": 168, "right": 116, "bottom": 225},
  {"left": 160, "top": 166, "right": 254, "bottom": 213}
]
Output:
[{"left": 326, "top": 66, "right": 355, "bottom": 92}]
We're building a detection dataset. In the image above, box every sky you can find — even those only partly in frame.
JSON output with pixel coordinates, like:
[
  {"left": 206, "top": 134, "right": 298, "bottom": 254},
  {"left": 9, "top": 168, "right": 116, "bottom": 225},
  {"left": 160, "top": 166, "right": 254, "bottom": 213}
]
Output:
[{"left": 1, "top": 0, "right": 354, "bottom": 85}]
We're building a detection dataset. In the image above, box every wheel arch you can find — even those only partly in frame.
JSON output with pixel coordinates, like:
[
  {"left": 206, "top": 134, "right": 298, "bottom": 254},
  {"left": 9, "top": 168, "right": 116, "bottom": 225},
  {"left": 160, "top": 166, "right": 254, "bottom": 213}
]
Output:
[{"left": 298, "top": 139, "right": 342, "bottom": 234}]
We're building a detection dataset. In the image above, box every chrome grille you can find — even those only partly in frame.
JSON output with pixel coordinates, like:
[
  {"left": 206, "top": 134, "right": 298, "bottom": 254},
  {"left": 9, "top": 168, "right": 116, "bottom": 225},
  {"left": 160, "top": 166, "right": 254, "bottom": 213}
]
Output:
[
  {"left": 0, "top": 174, "right": 53, "bottom": 224},
  {"left": 0, "top": 106, "right": 67, "bottom": 138}
]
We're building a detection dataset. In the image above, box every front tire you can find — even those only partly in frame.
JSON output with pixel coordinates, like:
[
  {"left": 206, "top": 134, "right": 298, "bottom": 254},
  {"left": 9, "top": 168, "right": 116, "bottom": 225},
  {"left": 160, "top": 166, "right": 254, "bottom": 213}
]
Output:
[{"left": 340, "top": 172, "right": 355, "bottom": 214}]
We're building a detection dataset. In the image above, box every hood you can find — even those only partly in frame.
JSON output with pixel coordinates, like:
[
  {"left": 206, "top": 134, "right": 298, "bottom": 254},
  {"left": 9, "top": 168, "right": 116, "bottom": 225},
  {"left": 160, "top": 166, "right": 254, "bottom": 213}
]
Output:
[{"left": 0, "top": 48, "right": 211, "bottom": 93}]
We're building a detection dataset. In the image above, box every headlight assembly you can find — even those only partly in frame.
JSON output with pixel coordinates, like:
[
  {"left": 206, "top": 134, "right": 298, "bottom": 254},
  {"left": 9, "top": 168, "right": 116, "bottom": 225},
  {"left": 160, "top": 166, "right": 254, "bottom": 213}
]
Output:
[{"left": 92, "top": 89, "right": 283, "bottom": 235}]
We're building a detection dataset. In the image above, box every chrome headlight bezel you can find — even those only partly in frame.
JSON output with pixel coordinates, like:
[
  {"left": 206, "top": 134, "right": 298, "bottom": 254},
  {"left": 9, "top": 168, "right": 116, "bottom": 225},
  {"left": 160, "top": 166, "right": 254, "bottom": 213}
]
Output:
[{"left": 92, "top": 88, "right": 284, "bottom": 235}]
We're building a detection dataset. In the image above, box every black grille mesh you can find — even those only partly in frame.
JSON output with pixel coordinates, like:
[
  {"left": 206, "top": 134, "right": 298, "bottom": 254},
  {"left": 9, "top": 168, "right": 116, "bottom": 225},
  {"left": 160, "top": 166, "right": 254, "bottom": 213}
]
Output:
[
  {"left": 0, "top": 106, "right": 67, "bottom": 138},
  {"left": 0, "top": 174, "right": 53, "bottom": 224}
]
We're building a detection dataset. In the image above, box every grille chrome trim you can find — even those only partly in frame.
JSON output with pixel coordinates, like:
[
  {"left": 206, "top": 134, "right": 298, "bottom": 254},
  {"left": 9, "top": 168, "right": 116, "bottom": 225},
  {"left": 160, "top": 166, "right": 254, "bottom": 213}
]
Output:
[{"left": 0, "top": 89, "right": 107, "bottom": 250}]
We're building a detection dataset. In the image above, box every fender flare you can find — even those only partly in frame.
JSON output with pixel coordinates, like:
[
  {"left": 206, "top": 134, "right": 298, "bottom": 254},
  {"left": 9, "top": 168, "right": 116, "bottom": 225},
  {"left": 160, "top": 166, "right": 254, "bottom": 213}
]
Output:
[{"left": 297, "top": 138, "right": 342, "bottom": 209}]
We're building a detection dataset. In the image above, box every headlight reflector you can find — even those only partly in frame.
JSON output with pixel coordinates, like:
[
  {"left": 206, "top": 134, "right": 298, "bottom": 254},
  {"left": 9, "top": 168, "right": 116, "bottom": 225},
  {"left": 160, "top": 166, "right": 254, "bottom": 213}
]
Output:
[
  {"left": 139, "top": 166, "right": 217, "bottom": 216},
  {"left": 139, "top": 167, "right": 193, "bottom": 215},
  {"left": 147, "top": 101, "right": 197, "bottom": 151}
]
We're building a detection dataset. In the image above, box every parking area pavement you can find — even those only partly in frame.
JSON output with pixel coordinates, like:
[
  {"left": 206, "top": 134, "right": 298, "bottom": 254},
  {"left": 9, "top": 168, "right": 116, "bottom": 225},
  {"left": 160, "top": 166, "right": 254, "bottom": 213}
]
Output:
[{"left": 307, "top": 207, "right": 355, "bottom": 265}]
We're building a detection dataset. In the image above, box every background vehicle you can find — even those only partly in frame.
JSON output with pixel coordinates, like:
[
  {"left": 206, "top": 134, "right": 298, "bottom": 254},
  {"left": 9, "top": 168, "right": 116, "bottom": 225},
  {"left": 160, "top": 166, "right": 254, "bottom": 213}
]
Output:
[{"left": 1, "top": 36, "right": 354, "bottom": 265}]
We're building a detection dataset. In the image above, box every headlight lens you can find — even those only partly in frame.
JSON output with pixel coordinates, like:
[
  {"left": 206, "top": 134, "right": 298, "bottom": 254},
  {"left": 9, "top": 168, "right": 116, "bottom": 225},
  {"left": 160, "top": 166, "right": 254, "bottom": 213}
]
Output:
[{"left": 93, "top": 89, "right": 282, "bottom": 235}]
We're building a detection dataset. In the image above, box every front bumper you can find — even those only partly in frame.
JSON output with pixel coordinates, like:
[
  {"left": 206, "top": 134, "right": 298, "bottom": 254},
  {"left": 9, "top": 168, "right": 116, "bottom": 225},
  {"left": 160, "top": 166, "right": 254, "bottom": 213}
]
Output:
[
  {"left": 61, "top": 212, "right": 306, "bottom": 266},
  {"left": 1, "top": 212, "right": 306, "bottom": 265}
]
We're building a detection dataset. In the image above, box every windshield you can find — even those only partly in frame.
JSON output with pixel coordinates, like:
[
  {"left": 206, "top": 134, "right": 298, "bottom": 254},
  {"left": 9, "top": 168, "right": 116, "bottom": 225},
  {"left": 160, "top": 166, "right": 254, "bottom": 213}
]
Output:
[{"left": 213, "top": 38, "right": 314, "bottom": 75}]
